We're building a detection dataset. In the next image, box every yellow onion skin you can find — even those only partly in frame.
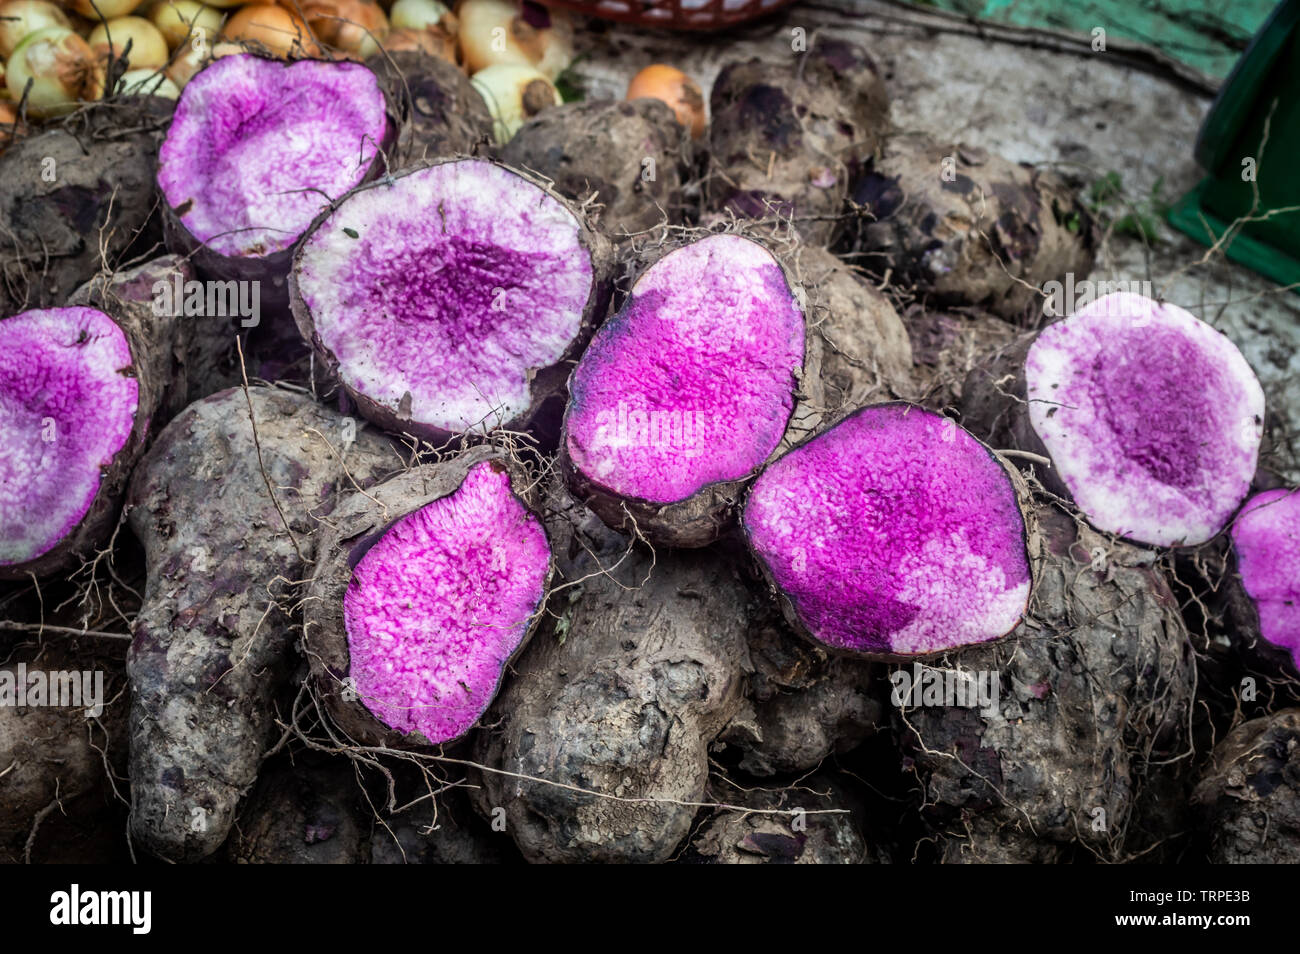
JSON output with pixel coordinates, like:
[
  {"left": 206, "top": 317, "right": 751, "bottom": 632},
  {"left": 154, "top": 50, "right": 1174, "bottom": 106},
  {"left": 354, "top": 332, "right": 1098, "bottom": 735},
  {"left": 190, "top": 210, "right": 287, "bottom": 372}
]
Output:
[
  {"left": 0, "top": 0, "right": 71, "bottom": 59},
  {"left": 5, "top": 26, "right": 105, "bottom": 117}
]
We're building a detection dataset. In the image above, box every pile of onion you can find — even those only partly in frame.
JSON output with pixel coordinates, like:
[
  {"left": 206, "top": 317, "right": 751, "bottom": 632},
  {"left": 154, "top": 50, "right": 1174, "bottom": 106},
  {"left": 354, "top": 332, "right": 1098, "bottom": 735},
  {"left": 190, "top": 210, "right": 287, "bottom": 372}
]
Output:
[
  {"left": 299, "top": 0, "right": 389, "bottom": 57},
  {"left": 0, "top": 0, "right": 70, "bottom": 59},
  {"left": 88, "top": 16, "right": 171, "bottom": 70},
  {"left": 458, "top": 0, "right": 572, "bottom": 80},
  {"left": 627, "top": 64, "right": 706, "bottom": 140},
  {"left": 5, "top": 26, "right": 105, "bottom": 117},
  {"left": 148, "top": 0, "right": 226, "bottom": 50},
  {"left": 471, "top": 61, "right": 559, "bottom": 143},
  {"left": 220, "top": 4, "right": 319, "bottom": 57}
]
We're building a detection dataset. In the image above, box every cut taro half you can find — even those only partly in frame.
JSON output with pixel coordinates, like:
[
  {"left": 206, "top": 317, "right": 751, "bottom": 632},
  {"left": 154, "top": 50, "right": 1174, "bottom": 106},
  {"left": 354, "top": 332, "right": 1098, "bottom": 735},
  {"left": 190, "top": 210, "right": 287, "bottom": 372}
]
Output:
[
  {"left": 305, "top": 450, "right": 552, "bottom": 747},
  {"left": 0, "top": 308, "right": 142, "bottom": 578},
  {"left": 1230, "top": 488, "right": 1300, "bottom": 674},
  {"left": 562, "top": 233, "right": 817, "bottom": 547},
  {"left": 291, "top": 158, "right": 612, "bottom": 443},
  {"left": 157, "top": 54, "right": 392, "bottom": 299},
  {"left": 1025, "top": 292, "right": 1264, "bottom": 547},
  {"left": 743, "top": 403, "right": 1033, "bottom": 658}
]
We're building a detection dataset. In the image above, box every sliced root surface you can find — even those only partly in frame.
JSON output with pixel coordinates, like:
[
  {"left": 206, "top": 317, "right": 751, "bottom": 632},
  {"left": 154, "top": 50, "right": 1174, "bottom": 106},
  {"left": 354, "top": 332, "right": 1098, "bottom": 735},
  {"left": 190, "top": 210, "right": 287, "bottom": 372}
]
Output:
[
  {"left": 292, "top": 158, "right": 608, "bottom": 441},
  {"left": 1026, "top": 292, "right": 1264, "bottom": 546},
  {"left": 158, "top": 54, "right": 391, "bottom": 264},
  {"left": 0, "top": 307, "right": 137, "bottom": 576},
  {"left": 336, "top": 458, "right": 551, "bottom": 745},
  {"left": 1230, "top": 488, "right": 1300, "bottom": 674},
  {"left": 744, "top": 402, "right": 1032, "bottom": 657},
  {"left": 563, "top": 233, "right": 809, "bottom": 546}
]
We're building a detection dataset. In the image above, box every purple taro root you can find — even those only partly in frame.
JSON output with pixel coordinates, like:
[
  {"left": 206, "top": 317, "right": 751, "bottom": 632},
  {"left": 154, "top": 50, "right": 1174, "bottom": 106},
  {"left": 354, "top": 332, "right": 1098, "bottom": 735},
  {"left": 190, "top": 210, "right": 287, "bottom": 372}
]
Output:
[
  {"left": 157, "top": 54, "right": 392, "bottom": 299},
  {"left": 743, "top": 403, "right": 1032, "bottom": 658},
  {"left": 1025, "top": 292, "right": 1264, "bottom": 547},
  {"left": 0, "top": 307, "right": 154, "bottom": 579},
  {"left": 290, "top": 158, "right": 612, "bottom": 443},
  {"left": 305, "top": 449, "right": 552, "bottom": 747},
  {"left": 563, "top": 233, "right": 818, "bottom": 547},
  {"left": 1230, "top": 488, "right": 1300, "bottom": 673}
]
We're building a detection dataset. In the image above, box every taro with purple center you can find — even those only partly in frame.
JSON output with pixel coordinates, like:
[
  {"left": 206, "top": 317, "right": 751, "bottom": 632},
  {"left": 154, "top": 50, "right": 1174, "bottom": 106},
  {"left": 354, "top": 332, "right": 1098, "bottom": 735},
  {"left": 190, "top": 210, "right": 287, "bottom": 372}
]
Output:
[
  {"left": 1231, "top": 488, "right": 1300, "bottom": 672},
  {"left": 157, "top": 54, "right": 390, "bottom": 262},
  {"left": 743, "top": 403, "right": 1032, "bottom": 657},
  {"left": 292, "top": 159, "right": 602, "bottom": 440},
  {"left": 1026, "top": 292, "right": 1263, "bottom": 547},
  {"left": 0, "top": 307, "right": 137, "bottom": 568},
  {"left": 343, "top": 460, "right": 551, "bottom": 744},
  {"left": 564, "top": 234, "right": 805, "bottom": 505}
]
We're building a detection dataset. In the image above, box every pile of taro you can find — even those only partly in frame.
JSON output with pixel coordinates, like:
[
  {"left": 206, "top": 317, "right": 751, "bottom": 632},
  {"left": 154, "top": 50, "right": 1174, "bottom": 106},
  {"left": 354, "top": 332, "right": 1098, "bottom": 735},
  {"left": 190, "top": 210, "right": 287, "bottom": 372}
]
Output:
[{"left": 1, "top": 29, "right": 1297, "bottom": 865}]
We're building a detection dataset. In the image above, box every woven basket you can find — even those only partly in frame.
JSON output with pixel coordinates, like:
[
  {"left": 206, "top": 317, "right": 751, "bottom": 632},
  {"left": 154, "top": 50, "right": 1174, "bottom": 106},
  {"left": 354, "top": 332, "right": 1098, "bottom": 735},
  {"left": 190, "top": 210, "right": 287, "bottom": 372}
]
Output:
[{"left": 536, "top": 0, "right": 796, "bottom": 30}]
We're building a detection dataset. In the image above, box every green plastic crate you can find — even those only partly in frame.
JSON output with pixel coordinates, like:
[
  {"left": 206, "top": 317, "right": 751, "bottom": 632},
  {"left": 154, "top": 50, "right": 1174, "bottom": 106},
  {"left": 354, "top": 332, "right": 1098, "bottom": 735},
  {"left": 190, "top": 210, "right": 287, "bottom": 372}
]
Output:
[{"left": 1167, "top": 0, "right": 1300, "bottom": 287}]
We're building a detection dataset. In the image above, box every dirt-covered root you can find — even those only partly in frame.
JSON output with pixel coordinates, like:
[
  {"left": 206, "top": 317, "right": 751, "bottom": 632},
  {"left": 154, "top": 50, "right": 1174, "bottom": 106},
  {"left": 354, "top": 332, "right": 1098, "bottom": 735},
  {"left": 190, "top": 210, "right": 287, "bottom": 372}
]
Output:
[
  {"left": 561, "top": 232, "right": 821, "bottom": 548},
  {"left": 0, "top": 294, "right": 176, "bottom": 580},
  {"left": 370, "top": 780, "right": 519, "bottom": 864},
  {"left": 683, "top": 775, "right": 884, "bottom": 864},
  {"left": 899, "top": 503, "right": 1195, "bottom": 863},
  {"left": 290, "top": 157, "right": 613, "bottom": 446},
  {"left": 1191, "top": 709, "right": 1300, "bottom": 863},
  {"left": 125, "top": 386, "right": 400, "bottom": 862},
  {"left": 304, "top": 447, "right": 551, "bottom": 749},
  {"left": 1258, "top": 392, "right": 1300, "bottom": 488},
  {"left": 908, "top": 306, "right": 1020, "bottom": 412},
  {"left": 0, "top": 100, "right": 168, "bottom": 317},
  {"left": 785, "top": 245, "right": 915, "bottom": 414},
  {"left": 226, "top": 756, "right": 370, "bottom": 864},
  {"left": 365, "top": 50, "right": 493, "bottom": 167},
  {"left": 68, "top": 255, "right": 206, "bottom": 421},
  {"left": 848, "top": 134, "right": 1096, "bottom": 323},
  {"left": 471, "top": 539, "right": 754, "bottom": 863},
  {"left": 501, "top": 98, "right": 690, "bottom": 244},
  {"left": 706, "top": 36, "right": 889, "bottom": 246},
  {"left": 1163, "top": 539, "right": 1300, "bottom": 753},
  {"left": 0, "top": 644, "right": 128, "bottom": 864},
  {"left": 721, "top": 615, "right": 883, "bottom": 777}
]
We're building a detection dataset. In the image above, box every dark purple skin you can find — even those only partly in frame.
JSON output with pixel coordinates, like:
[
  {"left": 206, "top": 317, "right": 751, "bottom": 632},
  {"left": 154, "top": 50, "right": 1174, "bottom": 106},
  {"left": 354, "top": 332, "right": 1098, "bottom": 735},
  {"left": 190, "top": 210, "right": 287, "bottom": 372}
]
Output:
[{"left": 157, "top": 54, "right": 395, "bottom": 312}]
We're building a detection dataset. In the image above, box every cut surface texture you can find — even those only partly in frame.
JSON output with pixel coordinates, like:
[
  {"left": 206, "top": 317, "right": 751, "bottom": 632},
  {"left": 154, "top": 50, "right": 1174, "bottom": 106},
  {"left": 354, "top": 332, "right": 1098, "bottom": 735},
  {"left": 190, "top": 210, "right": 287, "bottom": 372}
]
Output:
[
  {"left": 293, "top": 159, "right": 598, "bottom": 438},
  {"left": 744, "top": 403, "right": 1031, "bottom": 657},
  {"left": 344, "top": 460, "right": 550, "bottom": 743},
  {"left": 565, "top": 233, "right": 804, "bottom": 505},
  {"left": 157, "top": 54, "right": 389, "bottom": 260},
  {"left": 1025, "top": 292, "right": 1264, "bottom": 547},
  {"left": 0, "top": 307, "right": 136, "bottom": 566},
  {"left": 1231, "top": 488, "right": 1300, "bottom": 671}
]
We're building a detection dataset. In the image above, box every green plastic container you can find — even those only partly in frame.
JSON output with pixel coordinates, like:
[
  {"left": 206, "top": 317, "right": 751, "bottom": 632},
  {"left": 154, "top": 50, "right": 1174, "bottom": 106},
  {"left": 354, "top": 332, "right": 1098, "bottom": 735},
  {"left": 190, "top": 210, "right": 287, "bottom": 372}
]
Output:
[{"left": 1167, "top": 0, "right": 1300, "bottom": 287}]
